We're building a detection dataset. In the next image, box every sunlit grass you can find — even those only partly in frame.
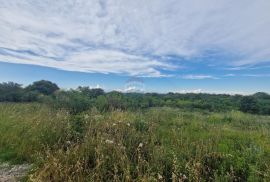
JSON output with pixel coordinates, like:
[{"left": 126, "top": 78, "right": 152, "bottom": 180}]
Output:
[{"left": 0, "top": 103, "right": 270, "bottom": 181}]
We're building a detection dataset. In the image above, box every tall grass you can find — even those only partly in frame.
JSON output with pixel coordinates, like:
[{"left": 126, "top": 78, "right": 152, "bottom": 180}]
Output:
[
  {"left": 0, "top": 103, "right": 70, "bottom": 163},
  {"left": 0, "top": 103, "right": 270, "bottom": 181}
]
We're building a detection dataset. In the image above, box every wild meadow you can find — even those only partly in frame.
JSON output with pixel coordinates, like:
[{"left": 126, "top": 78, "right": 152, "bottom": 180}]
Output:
[
  {"left": 1, "top": 0, "right": 270, "bottom": 181},
  {"left": 1, "top": 103, "right": 270, "bottom": 181}
]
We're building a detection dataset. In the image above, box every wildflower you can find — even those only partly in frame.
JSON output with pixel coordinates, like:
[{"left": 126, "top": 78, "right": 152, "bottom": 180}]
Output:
[
  {"left": 182, "top": 174, "right": 187, "bottom": 180},
  {"left": 126, "top": 123, "right": 130, "bottom": 126},
  {"left": 112, "top": 123, "right": 117, "bottom": 126},
  {"left": 105, "top": 139, "right": 114, "bottom": 144},
  {"left": 180, "top": 173, "right": 187, "bottom": 180},
  {"left": 158, "top": 173, "right": 163, "bottom": 180},
  {"left": 84, "top": 114, "right": 89, "bottom": 119},
  {"left": 138, "top": 143, "right": 143, "bottom": 148}
]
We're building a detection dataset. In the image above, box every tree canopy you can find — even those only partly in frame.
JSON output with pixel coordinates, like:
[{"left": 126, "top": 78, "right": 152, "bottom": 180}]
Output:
[
  {"left": 26, "top": 80, "right": 59, "bottom": 95},
  {"left": 0, "top": 80, "right": 269, "bottom": 115}
]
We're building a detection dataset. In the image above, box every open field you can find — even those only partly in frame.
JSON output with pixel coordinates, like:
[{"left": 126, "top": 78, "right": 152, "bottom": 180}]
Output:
[
  {"left": 0, "top": 103, "right": 270, "bottom": 181},
  {"left": 1, "top": 0, "right": 270, "bottom": 181}
]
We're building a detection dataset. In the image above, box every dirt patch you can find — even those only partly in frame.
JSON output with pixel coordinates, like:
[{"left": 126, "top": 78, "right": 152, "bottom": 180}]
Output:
[{"left": 0, "top": 163, "right": 31, "bottom": 182}]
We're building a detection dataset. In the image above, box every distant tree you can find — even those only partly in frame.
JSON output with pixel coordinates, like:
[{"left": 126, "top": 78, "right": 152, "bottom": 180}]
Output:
[
  {"left": 77, "top": 87, "right": 104, "bottom": 98},
  {"left": 1, "top": 79, "right": 269, "bottom": 115},
  {"left": 252, "top": 92, "right": 270, "bottom": 115},
  {"left": 0, "top": 82, "right": 23, "bottom": 102},
  {"left": 95, "top": 95, "right": 109, "bottom": 111},
  {"left": 240, "top": 96, "right": 259, "bottom": 114},
  {"left": 90, "top": 88, "right": 105, "bottom": 97},
  {"left": 26, "top": 80, "right": 59, "bottom": 95},
  {"left": 53, "top": 90, "right": 91, "bottom": 113},
  {"left": 106, "top": 91, "right": 125, "bottom": 110},
  {"left": 21, "top": 91, "right": 39, "bottom": 102},
  {"left": 253, "top": 92, "right": 270, "bottom": 100}
]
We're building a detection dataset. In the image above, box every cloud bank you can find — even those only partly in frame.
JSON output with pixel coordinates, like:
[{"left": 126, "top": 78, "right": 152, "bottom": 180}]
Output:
[{"left": 0, "top": 0, "right": 270, "bottom": 76}]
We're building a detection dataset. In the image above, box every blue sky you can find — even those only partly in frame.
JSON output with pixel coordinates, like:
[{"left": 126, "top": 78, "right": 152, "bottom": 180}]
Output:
[{"left": 0, "top": 0, "right": 270, "bottom": 94}]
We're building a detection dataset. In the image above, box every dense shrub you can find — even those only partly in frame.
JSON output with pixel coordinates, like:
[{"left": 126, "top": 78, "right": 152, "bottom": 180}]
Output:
[
  {"left": 240, "top": 96, "right": 259, "bottom": 114},
  {"left": 52, "top": 90, "right": 92, "bottom": 114},
  {"left": 0, "top": 82, "right": 24, "bottom": 102},
  {"left": 0, "top": 80, "right": 269, "bottom": 115}
]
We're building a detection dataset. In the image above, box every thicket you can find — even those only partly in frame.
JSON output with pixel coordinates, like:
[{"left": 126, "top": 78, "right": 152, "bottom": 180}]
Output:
[{"left": 1, "top": 80, "right": 270, "bottom": 115}]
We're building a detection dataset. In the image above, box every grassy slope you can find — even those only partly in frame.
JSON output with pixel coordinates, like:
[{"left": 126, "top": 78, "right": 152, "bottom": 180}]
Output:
[{"left": 0, "top": 103, "right": 270, "bottom": 181}]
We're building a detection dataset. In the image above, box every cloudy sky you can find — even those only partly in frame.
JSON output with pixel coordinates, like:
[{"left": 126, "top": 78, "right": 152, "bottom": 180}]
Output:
[{"left": 0, "top": 0, "right": 270, "bottom": 94}]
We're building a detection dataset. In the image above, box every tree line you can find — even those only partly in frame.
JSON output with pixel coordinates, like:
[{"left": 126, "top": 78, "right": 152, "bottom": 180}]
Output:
[{"left": 1, "top": 80, "right": 270, "bottom": 115}]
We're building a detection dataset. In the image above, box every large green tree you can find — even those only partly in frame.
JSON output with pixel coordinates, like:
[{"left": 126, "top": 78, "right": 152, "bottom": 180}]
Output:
[
  {"left": 240, "top": 96, "right": 259, "bottom": 114},
  {"left": 26, "top": 80, "right": 59, "bottom": 95}
]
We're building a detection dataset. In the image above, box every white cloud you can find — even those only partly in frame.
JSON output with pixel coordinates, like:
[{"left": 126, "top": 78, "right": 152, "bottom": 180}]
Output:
[
  {"left": 0, "top": 0, "right": 270, "bottom": 76},
  {"left": 241, "top": 74, "right": 270, "bottom": 77},
  {"left": 181, "top": 74, "right": 217, "bottom": 80},
  {"left": 123, "top": 86, "right": 144, "bottom": 93},
  {"left": 224, "top": 74, "right": 235, "bottom": 77},
  {"left": 174, "top": 89, "right": 251, "bottom": 95},
  {"left": 222, "top": 73, "right": 270, "bottom": 78},
  {"left": 90, "top": 84, "right": 102, "bottom": 89},
  {"left": 0, "top": 48, "right": 172, "bottom": 77},
  {"left": 176, "top": 89, "right": 203, "bottom": 94}
]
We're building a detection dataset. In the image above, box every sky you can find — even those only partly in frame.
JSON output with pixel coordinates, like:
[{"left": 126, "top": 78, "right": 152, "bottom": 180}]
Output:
[{"left": 0, "top": 0, "right": 270, "bottom": 94}]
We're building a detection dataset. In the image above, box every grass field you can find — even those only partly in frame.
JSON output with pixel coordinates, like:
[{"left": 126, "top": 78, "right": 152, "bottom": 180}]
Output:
[{"left": 0, "top": 103, "right": 270, "bottom": 181}]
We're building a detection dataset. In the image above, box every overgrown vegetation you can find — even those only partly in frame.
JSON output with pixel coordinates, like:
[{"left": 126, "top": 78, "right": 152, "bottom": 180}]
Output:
[
  {"left": 1, "top": 80, "right": 270, "bottom": 181},
  {"left": 0, "top": 103, "right": 270, "bottom": 181},
  {"left": 1, "top": 80, "right": 270, "bottom": 115}
]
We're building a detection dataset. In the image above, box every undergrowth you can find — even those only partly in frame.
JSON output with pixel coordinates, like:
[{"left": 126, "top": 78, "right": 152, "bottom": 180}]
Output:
[{"left": 0, "top": 103, "right": 270, "bottom": 181}]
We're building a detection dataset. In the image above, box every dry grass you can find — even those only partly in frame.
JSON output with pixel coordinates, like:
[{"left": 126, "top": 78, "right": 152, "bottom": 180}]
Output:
[{"left": 0, "top": 104, "right": 270, "bottom": 181}]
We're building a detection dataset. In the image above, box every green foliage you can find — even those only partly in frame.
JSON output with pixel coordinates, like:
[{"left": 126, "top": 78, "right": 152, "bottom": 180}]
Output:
[
  {"left": 52, "top": 90, "right": 92, "bottom": 114},
  {"left": 0, "top": 103, "right": 70, "bottom": 164},
  {"left": 69, "top": 114, "right": 87, "bottom": 140},
  {"left": 1, "top": 103, "right": 270, "bottom": 181},
  {"left": 26, "top": 80, "right": 59, "bottom": 95},
  {"left": 0, "top": 82, "right": 24, "bottom": 102},
  {"left": 0, "top": 80, "right": 270, "bottom": 115},
  {"left": 133, "top": 120, "right": 149, "bottom": 132},
  {"left": 95, "top": 95, "right": 109, "bottom": 111},
  {"left": 106, "top": 91, "right": 127, "bottom": 110},
  {"left": 78, "top": 86, "right": 104, "bottom": 98},
  {"left": 253, "top": 92, "right": 270, "bottom": 115},
  {"left": 240, "top": 96, "right": 259, "bottom": 114},
  {"left": 21, "top": 91, "right": 39, "bottom": 102}
]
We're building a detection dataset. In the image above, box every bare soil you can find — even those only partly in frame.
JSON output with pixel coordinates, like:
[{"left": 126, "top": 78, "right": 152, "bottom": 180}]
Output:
[{"left": 0, "top": 163, "right": 31, "bottom": 182}]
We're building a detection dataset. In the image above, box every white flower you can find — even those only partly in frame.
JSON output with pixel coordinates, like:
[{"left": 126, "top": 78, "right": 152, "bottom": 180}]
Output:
[
  {"left": 183, "top": 174, "right": 187, "bottom": 179},
  {"left": 84, "top": 114, "right": 89, "bottom": 119},
  {"left": 158, "top": 173, "right": 163, "bottom": 179},
  {"left": 138, "top": 143, "right": 143, "bottom": 148},
  {"left": 126, "top": 123, "right": 130, "bottom": 127},
  {"left": 112, "top": 123, "right": 117, "bottom": 126},
  {"left": 120, "top": 146, "right": 126, "bottom": 150},
  {"left": 105, "top": 139, "right": 114, "bottom": 144}
]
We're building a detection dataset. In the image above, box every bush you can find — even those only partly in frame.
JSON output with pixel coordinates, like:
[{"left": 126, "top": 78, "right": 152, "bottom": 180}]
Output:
[
  {"left": 240, "top": 96, "right": 259, "bottom": 114},
  {"left": 0, "top": 82, "right": 24, "bottom": 102},
  {"left": 52, "top": 90, "right": 92, "bottom": 113}
]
